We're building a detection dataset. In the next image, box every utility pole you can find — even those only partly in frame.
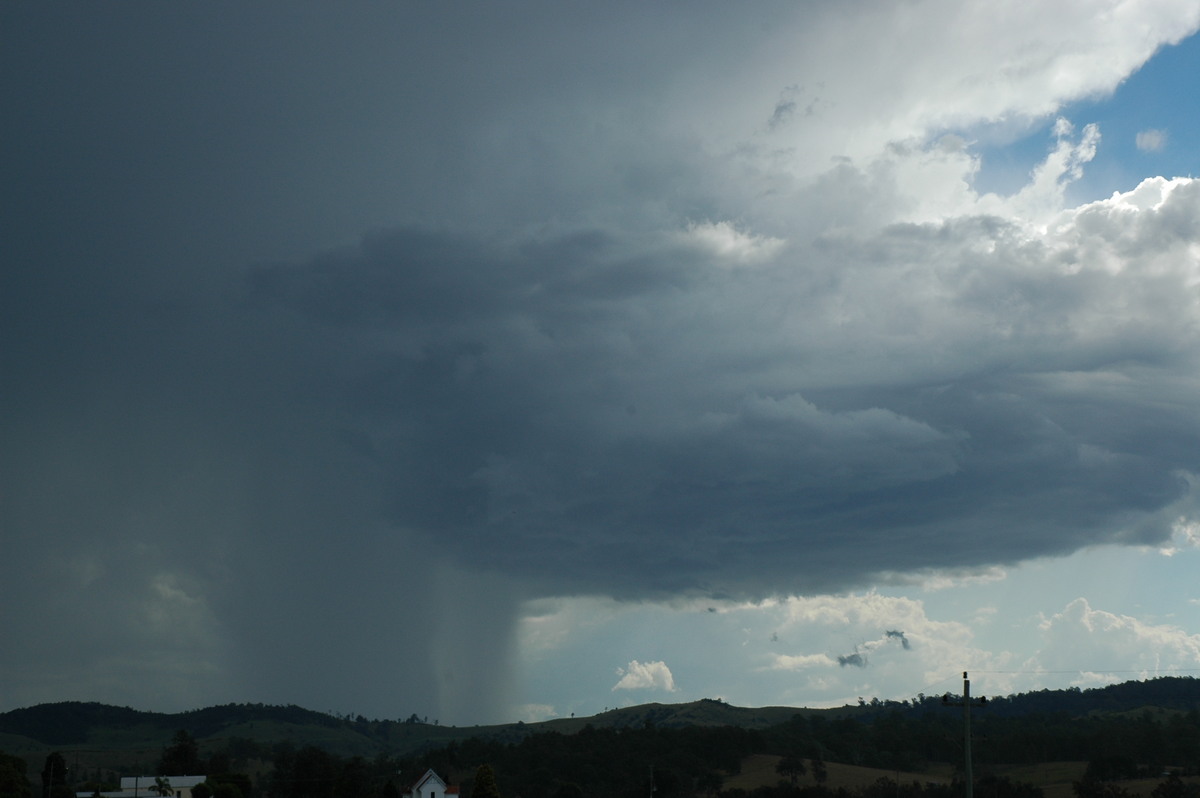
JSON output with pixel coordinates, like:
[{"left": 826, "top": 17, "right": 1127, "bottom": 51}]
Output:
[{"left": 942, "top": 672, "right": 988, "bottom": 798}]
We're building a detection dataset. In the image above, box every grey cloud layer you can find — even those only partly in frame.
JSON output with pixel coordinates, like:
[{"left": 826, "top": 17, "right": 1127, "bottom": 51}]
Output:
[
  {"left": 6, "top": 1, "right": 1200, "bottom": 721},
  {"left": 8, "top": 170, "right": 1200, "bottom": 717},
  {"left": 240, "top": 180, "right": 1200, "bottom": 602}
]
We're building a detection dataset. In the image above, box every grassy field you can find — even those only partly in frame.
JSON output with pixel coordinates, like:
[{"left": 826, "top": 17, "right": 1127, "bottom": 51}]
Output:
[
  {"left": 984, "top": 762, "right": 1088, "bottom": 798},
  {"left": 722, "top": 754, "right": 953, "bottom": 793},
  {"left": 10, "top": 744, "right": 1199, "bottom": 798},
  {"left": 720, "top": 756, "right": 1200, "bottom": 798}
]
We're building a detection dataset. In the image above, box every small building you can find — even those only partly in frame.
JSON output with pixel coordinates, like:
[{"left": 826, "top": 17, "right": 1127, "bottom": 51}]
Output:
[
  {"left": 77, "top": 775, "right": 207, "bottom": 798},
  {"left": 407, "top": 769, "right": 459, "bottom": 798}
]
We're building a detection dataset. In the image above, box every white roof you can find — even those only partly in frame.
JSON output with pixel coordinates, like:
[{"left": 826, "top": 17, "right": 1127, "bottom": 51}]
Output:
[
  {"left": 119, "top": 776, "right": 207, "bottom": 789},
  {"left": 411, "top": 769, "right": 447, "bottom": 792}
]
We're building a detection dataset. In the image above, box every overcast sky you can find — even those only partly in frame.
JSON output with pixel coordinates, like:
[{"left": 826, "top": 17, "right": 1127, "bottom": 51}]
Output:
[{"left": 6, "top": 2, "right": 1200, "bottom": 726}]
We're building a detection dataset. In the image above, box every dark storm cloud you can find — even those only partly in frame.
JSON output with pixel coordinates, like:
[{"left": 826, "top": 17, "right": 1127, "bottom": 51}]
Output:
[
  {"left": 6, "top": 1, "right": 1200, "bottom": 722},
  {"left": 835, "top": 631, "right": 910, "bottom": 668},
  {"left": 237, "top": 201, "right": 1200, "bottom": 599},
  {"left": 9, "top": 185, "right": 1200, "bottom": 716}
]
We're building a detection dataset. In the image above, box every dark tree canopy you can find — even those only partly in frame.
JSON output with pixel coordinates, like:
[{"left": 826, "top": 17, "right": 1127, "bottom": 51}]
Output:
[
  {"left": 41, "top": 752, "right": 68, "bottom": 798},
  {"left": 776, "top": 755, "right": 807, "bottom": 784},
  {"left": 810, "top": 756, "right": 828, "bottom": 786},
  {"left": 473, "top": 764, "right": 501, "bottom": 798},
  {"left": 1, "top": 752, "right": 31, "bottom": 798},
  {"left": 160, "top": 730, "right": 202, "bottom": 776}
]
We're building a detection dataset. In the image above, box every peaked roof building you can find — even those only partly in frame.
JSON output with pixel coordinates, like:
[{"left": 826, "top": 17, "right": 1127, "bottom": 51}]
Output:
[{"left": 407, "top": 769, "right": 459, "bottom": 798}]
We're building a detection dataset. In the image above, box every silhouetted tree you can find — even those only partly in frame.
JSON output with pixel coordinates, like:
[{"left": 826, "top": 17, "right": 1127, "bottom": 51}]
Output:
[
  {"left": 698, "top": 771, "right": 724, "bottom": 798},
  {"left": 209, "top": 773, "right": 251, "bottom": 798},
  {"left": 210, "top": 781, "right": 243, "bottom": 798},
  {"left": 160, "top": 731, "right": 202, "bottom": 776},
  {"left": 473, "top": 765, "right": 501, "bottom": 798},
  {"left": 1, "top": 752, "right": 32, "bottom": 798},
  {"left": 293, "top": 746, "right": 337, "bottom": 798},
  {"left": 1151, "top": 773, "right": 1200, "bottom": 798},
  {"left": 208, "top": 750, "right": 231, "bottom": 775},
  {"left": 41, "top": 752, "right": 68, "bottom": 798},
  {"left": 810, "top": 756, "right": 827, "bottom": 786},
  {"left": 1084, "top": 755, "right": 1139, "bottom": 783},
  {"left": 1074, "top": 776, "right": 1133, "bottom": 798},
  {"left": 777, "top": 756, "right": 807, "bottom": 785},
  {"left": 335, "top": 756, "right": 369, "bottom": 798}
]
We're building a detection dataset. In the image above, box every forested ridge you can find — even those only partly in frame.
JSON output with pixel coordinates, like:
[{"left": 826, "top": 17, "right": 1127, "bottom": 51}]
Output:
[
  {"left": 8, "top": 677, "right": 1200, "bottom": 749},
  {"left": 5, "top": 677, "right": 1200, "bottom": 798}
]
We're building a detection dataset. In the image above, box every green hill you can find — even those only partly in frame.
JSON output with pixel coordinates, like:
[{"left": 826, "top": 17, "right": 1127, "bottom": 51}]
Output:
[{"left": 3, "top": 676, "right": 1200, "bottom": 762}]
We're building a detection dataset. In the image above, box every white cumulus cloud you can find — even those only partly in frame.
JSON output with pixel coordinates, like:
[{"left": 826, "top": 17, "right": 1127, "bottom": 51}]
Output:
[
  {"left": 613, "top": 660, "right": 678, "bottom": 692},
  {"left": 1028, "top": 598, "right": 1200, "bottom": 682}
]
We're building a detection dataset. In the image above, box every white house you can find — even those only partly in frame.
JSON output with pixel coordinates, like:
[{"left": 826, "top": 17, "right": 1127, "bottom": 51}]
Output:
[
  {"left": 407, "top": 769, "right": 459, "bottom": 798},
  {"left": 124, "top": 775, "right": 207, "bottom": 798},
  {"left": 77, "top": 775, "right": 207, "bottom": 798}
]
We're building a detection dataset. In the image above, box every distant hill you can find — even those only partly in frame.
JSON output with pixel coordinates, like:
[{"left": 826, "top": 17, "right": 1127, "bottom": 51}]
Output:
[
  {"left": 0, "top": 702, "right": 443, "bottom": 757},
  {"left": 908, "top": 675, "right": 1200, "bottom": 718},
  {"left": 0, "top": 698, "right": 863, "bottom": 758},
  {"left": 2, "top": 676, "right": 1198, "bottom": 759},
  {"left": 533, "top": 698, "right": 855, "bottom": 735}
]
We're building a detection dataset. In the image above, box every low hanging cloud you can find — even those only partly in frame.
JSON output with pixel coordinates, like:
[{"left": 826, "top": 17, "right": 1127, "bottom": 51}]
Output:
[
  {"left": 613, "top": 660, "right": 678, "bottom": 692},
  {"left": 836, "top": 629, "right": 914, "bottom": 668}
]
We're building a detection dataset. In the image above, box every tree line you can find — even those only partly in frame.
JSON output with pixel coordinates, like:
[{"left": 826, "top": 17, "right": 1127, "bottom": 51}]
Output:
[
  {"left": 5, "top": 677, "right": 1200, "bottom": 798},
  {"left": 253, "top": 704, "right": 1200, "bottom": 798}
]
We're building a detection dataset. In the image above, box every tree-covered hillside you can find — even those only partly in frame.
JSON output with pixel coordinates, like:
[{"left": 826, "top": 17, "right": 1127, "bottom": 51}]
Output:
[{"left": 5, "top": 678, "right": 1200, "bottom": 798}]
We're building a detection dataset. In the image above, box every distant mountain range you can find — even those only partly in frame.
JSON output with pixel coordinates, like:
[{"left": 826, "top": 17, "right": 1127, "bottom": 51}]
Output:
[{"left": 3, "top": 676, "right": 1199, "bottom": 758}]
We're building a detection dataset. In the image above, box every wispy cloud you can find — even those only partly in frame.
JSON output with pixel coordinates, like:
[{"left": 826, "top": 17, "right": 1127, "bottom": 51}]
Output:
[{"left": 1136, "top": 128, "right": 1168, "bottom": 152}]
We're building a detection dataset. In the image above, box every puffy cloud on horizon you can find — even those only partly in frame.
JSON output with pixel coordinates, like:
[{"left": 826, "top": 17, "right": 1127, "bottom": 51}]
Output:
[
  {"left": 614, "top": 660, "right": 679, "bottom": 692},
  {"left": 518, "top": 584, "right": 1200, "bottom": 717},
  {"left": 1029, "top": 598, "right": 1200, "bottom": 683}
]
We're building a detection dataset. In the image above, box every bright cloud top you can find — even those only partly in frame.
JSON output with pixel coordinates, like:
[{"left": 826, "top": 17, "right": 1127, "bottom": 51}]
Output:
[
  {"left": 1030, "top": 598, "right": 1200, "bottom": 684},
  {"left": 613, "top": 660, "right": 678, "bottom": 693},
  {"left": 679, "top": 221, "right": 787, "bottom": 266}
]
